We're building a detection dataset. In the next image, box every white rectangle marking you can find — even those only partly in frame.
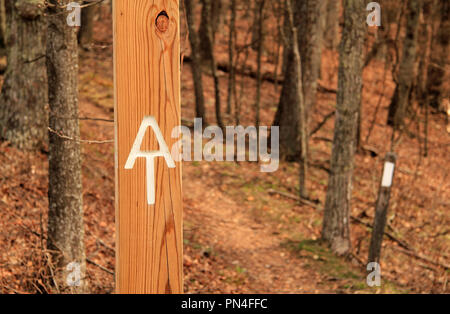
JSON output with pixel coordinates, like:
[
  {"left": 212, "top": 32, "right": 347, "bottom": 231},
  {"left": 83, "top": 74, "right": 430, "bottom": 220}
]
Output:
[{"left": 381, "top": 162, "right": 395, "bottom": 188}]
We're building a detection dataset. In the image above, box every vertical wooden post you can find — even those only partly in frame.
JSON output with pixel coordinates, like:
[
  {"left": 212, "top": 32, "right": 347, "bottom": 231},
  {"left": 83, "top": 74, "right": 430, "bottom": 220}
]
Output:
[
  {"left": 368, "top": 152, "right": 397, "bottom": 264},
  {"left": 113, "top": 0, "right": 183, "bottom": 294}
]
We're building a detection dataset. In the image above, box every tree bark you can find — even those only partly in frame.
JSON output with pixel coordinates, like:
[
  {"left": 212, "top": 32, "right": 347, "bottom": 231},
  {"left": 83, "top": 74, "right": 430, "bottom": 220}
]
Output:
[
  {"left": 255, "top": 0, "right": 265, "bottom": 130},
  {"left": 273, "top": 0, "right": 308, "bottom": 165},
  {"left": 226, "top": 0, "right": 237, "bottom": 115},
  {"left": 387, "top": 0, "right": 421, "bottom": 128},
  {"left": 47, "top": 0, "right": 86, "bottom": 293},
  {"left": 211, "top": 50, "right": 223, "bottom": 129},
  {"left": 273, "top": 0, "right": 308, "bottom": 199},
  {"left": 199, "top": 0, "right": 221, "bottom": 63},
  {"left": 296, "top": 0, "right": 327, "bottom": 115},
  {"left": 78, "top": 1, "right": 97, "bottom": 49},
  {"left": 0, "top": 0, "right": 6, "bottom": 49},
  {"left": 202, "top": 0, "right": 223, "bottom": 128},
  {"left": 322, "top": 0, "right": 365, "bottom": 256},
  {"left": 273, "top": 26, "right": 300, "bottom": 160},
  {"left": 426, "top": 0, "right": 449, "bottom": 111},
  {"left": 0, "top": 0, "right": 47, "bottom": 150},
  {"left": 184, "top": 0, "right": 207, "bottom": 123},
  {"left": 324, "top": 0, "right": 340, "bottom": 50}
]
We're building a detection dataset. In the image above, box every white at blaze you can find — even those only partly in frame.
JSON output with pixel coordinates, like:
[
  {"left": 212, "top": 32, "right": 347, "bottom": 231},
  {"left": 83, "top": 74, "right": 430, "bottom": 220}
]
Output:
[
  {"left": 381, "top": 162, "right": 395, "bottom": 188},
  {"left": 125, "top": 116, "right": 175, "bottom": 205}
]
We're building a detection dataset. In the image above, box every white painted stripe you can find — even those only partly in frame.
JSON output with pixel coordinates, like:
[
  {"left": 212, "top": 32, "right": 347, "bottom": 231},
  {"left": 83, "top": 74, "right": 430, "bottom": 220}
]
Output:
[{"left": 381, "top": 162, "right": 395, "bottom": 188}]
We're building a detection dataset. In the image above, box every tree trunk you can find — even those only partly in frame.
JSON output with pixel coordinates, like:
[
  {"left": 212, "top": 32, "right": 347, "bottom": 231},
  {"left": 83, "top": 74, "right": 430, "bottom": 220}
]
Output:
[
  {"left": 273, "top": 1, "right": 307, "bottom": 165},
  {"left": 324, "top": 0, "right": 341, "bottom": 50},
  {"left": 387, "top": 0, "right": 421, "bottom": 128},
  {"left": 211, "top": 0, "right": 223, "bottom": 35},
  {"left": 322, "top": 0, "right": 365, "bottom": 256},
  {"left": 199, "top": 0, "right": 214, "bottom": 63},
  {"left": 426, "top": 0, "right": 449, "bottom": 111},
  {"left": 296, "top": 0, "right": 327, "bottom": 115},
  {"left": 0, "top": 0, "right": 47, "bottom": 150},
  {"left": 416, "top": 2, "right": 432, "bottom": 103},
  {"left": 226, "top": 0, "right": 237, "bottom": 115},
  {"left": 78, "top": 1, "right": 97, "bottom": 49},
  {"left": 199, "top": 0, "right": 221, "bottom": 63},
  {"left": 47, "top": 0, "right": 86, "bottom": 293},
  {"left": 273, "top": 39, "right": 300, "bottom": 160},
  {"left": 202, "top": 0, "right": 223, "bottom": 128},
  {"left": 0, "top": 0, "right": 6, "bottom": 49},
  {"left": 273, "top": 0, "right": 308, "bottom": 199},
  {"left": 255, "top": 0, "right": 265, "bottom": 130},
  {"left": 184, "top": 0, "right": 207, "bottom": 124},
  {"left": 211, "top": 48, "right": 223, "bottom": 129}
]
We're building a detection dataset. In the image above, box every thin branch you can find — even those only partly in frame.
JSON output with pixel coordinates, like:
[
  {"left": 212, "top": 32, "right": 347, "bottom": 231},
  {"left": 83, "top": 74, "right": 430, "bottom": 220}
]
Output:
[
  {"left": 309, "top": 111, "right": 336, "bottom": 137},
  {"left": 52, "top": 115, "right": 114, "bottom": 123},
  {"left": 267, "top": 189, "right": 322, "bottom": 210},
  {"left": 350, "top": 216, "right": 409, "bottom": 250},
  {"left": 43, "top": 0, "right": 106, "bottom": 17},
  {"left": 391, "top": 247, "right": 450, "bottom": 270},
  {"left": 86, "top": 258, "right": 115, "bottom": 276},
  {"left": 48, "top": 127, "right": 114, "bottom": 144}
]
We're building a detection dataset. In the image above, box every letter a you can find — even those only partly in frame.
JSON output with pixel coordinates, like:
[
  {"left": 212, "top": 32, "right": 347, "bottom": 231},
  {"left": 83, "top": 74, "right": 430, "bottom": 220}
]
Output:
[
  {"left": 366, "top": 262, "right": 381, "bottom": 287},
  {"left": 366, "top": 2, "right": 381, "bottom": 27},
  {"left": 125, "top": 116, "right": 175, "bottom": 205},
  {"left": 67, "top": 2, "right": 81, "bottom": 27}
]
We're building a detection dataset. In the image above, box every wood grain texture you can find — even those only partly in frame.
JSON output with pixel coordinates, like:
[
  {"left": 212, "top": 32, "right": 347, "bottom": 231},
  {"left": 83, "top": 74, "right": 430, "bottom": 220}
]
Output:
[{"left": 113, "top": 0, "right": 182, "bottom": 294}]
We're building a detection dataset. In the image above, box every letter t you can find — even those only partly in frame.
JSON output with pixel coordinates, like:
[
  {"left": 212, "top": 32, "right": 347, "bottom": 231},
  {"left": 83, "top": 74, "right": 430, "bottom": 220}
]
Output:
[{"left": 125, "top": 116, "right": 176, "bottom": 205}]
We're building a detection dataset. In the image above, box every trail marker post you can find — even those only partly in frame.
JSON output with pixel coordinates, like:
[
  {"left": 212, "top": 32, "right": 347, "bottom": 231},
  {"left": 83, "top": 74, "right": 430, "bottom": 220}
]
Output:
[
  {"left": 113, "top": 0, "right": 183, "bottom": 294},
  {"left": 368, "top": 152, "right": 397, "bottom": 264}
]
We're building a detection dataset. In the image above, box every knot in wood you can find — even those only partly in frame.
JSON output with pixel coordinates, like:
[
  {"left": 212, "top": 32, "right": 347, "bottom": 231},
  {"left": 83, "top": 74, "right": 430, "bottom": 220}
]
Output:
[{"left": 156, "top": 11, "right": 169, "bottom": 33}]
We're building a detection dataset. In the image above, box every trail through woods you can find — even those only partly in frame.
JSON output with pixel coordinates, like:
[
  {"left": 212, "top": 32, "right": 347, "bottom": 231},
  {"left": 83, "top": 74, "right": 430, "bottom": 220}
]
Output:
[
  {"left": 76, "top": 60, "right": 329, "bottom": 293},
  {"left": 183, "top": 170, "right": 326, "bottom": 293},
  {"left": 0, "top": 6, "right": 449, "bottom": 294}
]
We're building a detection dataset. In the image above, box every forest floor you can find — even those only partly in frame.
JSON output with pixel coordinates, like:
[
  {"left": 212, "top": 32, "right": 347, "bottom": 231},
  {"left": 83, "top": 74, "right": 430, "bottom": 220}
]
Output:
[{"left": 0, "top": 7, "right": 449, "bottom": 294}]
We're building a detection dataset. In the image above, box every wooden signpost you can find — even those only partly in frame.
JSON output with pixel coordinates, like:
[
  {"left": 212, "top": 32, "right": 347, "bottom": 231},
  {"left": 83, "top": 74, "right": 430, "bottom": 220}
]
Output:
[
  {"left": 368, "top": 152, "right": 397, "bottom": 264},
  {"left": 113, "top": 0, "right": 183, "bottom": 294}
]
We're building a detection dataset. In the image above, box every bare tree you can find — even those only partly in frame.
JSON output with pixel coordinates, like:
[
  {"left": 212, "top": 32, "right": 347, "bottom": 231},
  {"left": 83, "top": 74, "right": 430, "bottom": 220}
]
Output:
[
  {"left": 426, "top": 0, "right": 449, "bottom": 111},
  {"left": 47, "top": 0, "right": 86, "bottom": 292},
  {"left": 273, "top": 0, "right": 308, "bottom": 198},
  {"left": 254, "top": 0, "right": 266, "bottom": 130},
  {"left": 201, "top": 0, "right": 224, "bottom": 128},
  {"left": 226, "top": 0, "right": 237, "bottom": 116},
  {"left": 322, "top": 0, "right": 365, "bottom": 256},
  {"left": 0, "top": 0, "right": 47, "bottom": 150},
  {"left": 78, "top": 1, "right": 97, "bottom": 49},
  {"left": 387, "top": 0, "right": 421, "bottom": 129},
  {"left": 324, "top": 0, "right": 341, "bottom": 50},
  {"left": 273, "top": 8, "right": 301, "bottom": 161},
  {"left": 297, "top": 0, "right": 327, "bottom": 115},
  {"left": 198, "top": 0, "right": 222, "bottom": 63},
  {"left": 0, "top": 0, "right": 6, "bottom": 49},
  {"left": 184, "top": 0, "right": 208, "bottom": 123}
]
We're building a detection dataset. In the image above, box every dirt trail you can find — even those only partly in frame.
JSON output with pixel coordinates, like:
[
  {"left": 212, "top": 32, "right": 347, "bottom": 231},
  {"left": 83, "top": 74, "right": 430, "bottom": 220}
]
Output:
[{"left": 183, "top": 168, "right": 327, "bottom": 293}]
